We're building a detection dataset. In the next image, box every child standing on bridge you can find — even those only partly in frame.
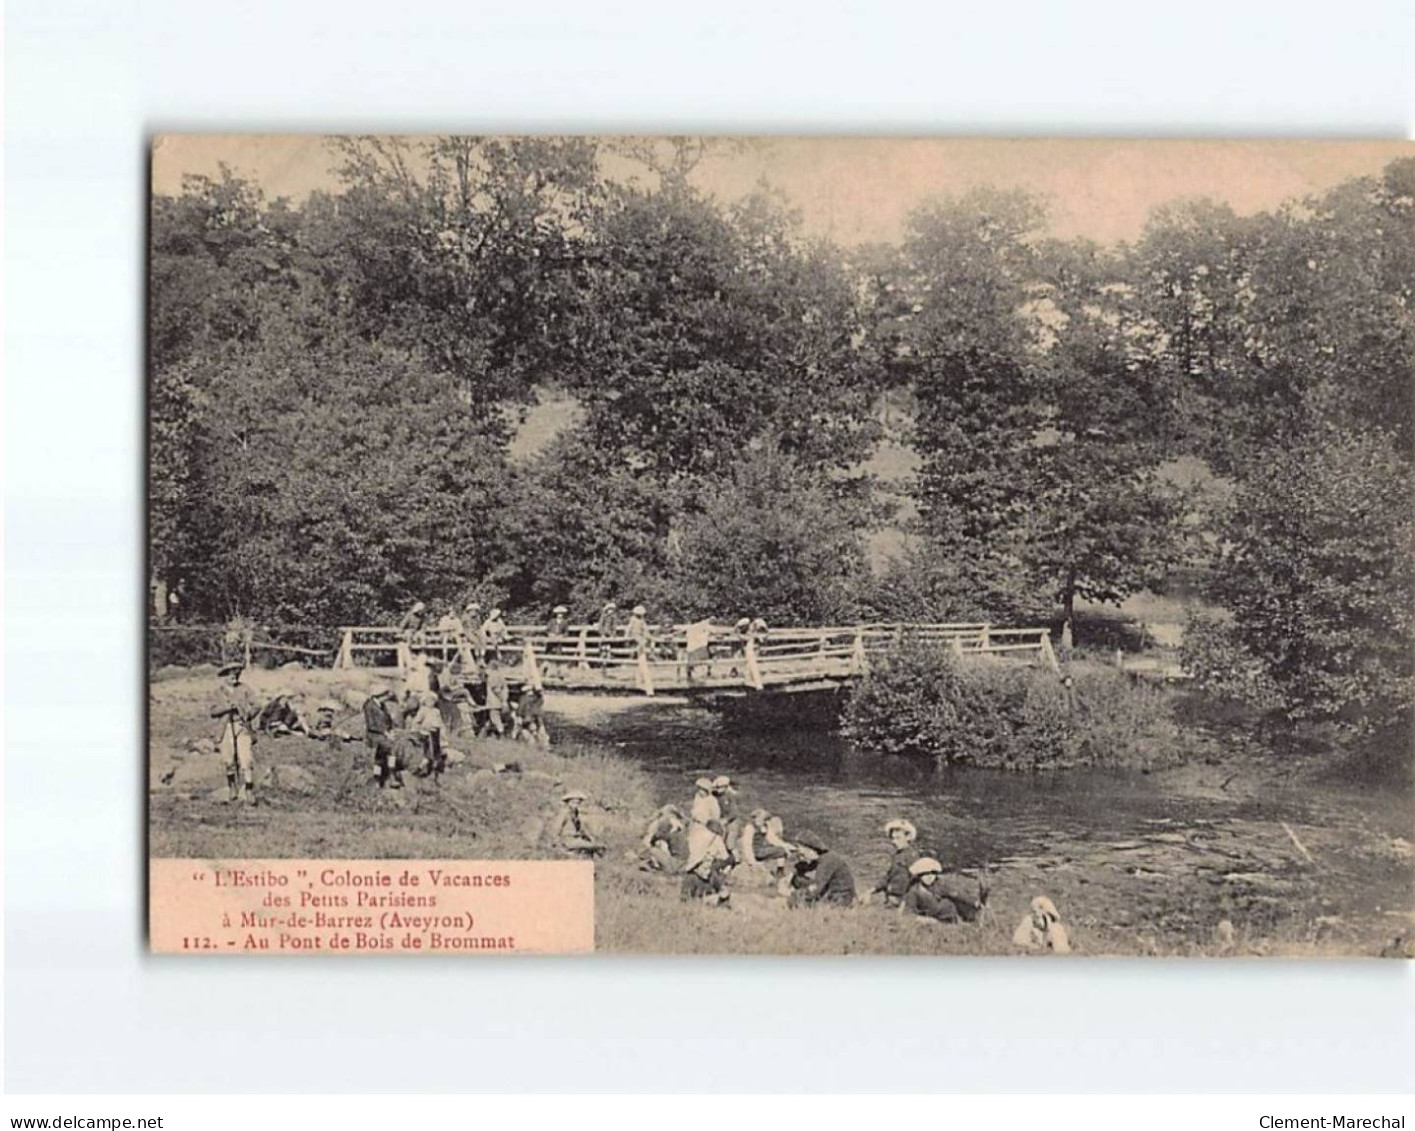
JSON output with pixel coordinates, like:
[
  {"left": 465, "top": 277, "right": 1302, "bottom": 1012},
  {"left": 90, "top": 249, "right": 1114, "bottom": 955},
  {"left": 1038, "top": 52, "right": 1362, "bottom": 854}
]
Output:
[
  {"left": 625, "top": 604, "right": 650, "bottom": 646},
  {"left": 596, "top": 601, "right": 619, "bottom": 662},
  {"left": 481, "top": 608, "right": 508, "bottom": 660},
  {"left": 547, "top": 605, "right": 571, "bottom": 640}
]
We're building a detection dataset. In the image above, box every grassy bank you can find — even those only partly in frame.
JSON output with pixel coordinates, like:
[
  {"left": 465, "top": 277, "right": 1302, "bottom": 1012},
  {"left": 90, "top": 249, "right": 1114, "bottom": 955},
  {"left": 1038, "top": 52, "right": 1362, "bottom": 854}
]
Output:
[{"left": 150, "top": 668, "right": 1413, "bottom": 957}]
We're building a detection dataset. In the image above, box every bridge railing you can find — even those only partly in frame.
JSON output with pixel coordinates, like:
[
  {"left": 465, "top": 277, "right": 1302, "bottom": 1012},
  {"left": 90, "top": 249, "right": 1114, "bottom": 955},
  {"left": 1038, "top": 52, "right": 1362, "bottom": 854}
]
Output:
[{"left": 334, "top": 619, "right": 1059, "bottom": 692}]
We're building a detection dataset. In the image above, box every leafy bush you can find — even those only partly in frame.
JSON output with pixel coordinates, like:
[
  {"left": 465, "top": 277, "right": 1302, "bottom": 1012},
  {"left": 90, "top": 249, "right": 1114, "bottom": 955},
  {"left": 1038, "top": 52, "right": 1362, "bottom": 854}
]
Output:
[
  {"left": 838, "top": 638, "right": 990, "bottom": 761},
  {"left": 841, "top": 639, "right": 1182, "bottom": 770},
  {"left": 1067, "top": 668, "right": 1185, "bottom": 770},
  {"left": 673, "top": 440, "right": 872, "bottom": 625},
  {"left": 1178, "top": 609, "right": 1283, "bottom": 711}
]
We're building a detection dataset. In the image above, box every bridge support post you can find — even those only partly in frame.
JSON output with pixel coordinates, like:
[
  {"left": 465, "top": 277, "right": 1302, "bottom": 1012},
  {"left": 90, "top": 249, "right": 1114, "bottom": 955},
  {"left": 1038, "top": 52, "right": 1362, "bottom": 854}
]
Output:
[
  {"left": 576, "top": 628, "right": 589, "bottom": 671},
  {"left": 336, "top": 629, "right": 354, "bottom": 670},
  {"left": 1040, "top": 632, "right": 1061, "bottom": 675},
  {"left": 851, "top": 628, "right": 867, "bottom": 675},
  {"left": 636, "top": 642, "right": 655, "bottom": 697}
]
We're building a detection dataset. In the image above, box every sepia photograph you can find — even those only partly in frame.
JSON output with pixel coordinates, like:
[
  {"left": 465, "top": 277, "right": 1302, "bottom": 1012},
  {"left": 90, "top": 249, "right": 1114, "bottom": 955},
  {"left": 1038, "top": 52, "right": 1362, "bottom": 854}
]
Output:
[{"left": 147, "top": 135, "right": 1415, "bottom": 957}]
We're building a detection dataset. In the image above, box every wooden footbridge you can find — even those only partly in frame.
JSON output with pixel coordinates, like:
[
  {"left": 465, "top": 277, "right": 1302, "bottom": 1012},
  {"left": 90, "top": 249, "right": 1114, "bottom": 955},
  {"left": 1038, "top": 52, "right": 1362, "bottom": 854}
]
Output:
[{"left": 334, "top": 621, "right": 1060, "bottom": 697}]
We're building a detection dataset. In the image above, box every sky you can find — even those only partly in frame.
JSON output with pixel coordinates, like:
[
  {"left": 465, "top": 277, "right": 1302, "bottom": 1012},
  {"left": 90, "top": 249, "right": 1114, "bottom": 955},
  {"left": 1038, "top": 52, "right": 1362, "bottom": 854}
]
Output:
[{"left": 152, "top": 135, "right": 1413, "bottom": 246}]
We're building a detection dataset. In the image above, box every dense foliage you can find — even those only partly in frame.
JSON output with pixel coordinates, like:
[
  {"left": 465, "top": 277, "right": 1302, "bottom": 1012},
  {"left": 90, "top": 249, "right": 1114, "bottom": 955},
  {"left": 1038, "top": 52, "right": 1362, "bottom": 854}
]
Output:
[
  {"left": 149, "top": 140, "right": 1413, "bottom": 737},
  {"left": 841, "top": 640, "right": 1181, "bottom": 770},
  {"left": 1204, "top": 426, "right": 1415, "bottom": 734}
]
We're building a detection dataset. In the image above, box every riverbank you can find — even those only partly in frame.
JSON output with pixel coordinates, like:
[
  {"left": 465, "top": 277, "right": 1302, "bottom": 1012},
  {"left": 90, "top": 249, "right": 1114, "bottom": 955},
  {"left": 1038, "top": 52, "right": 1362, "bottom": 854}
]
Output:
[{"left": 149, "top": 669, "right": 1414, "bottom": 956}]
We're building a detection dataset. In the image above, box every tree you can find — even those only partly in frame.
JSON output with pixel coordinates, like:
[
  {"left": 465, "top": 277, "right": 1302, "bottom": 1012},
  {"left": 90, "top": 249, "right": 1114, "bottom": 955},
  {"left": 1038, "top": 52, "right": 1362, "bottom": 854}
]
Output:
[
  {"left": 864, "top": 538, "right": 1050, "bottom": 625},
  {"left": 884, "top": 193, "right": 1189, "bottom": 632},
  {"left": 1022, "top": 238, "right": 1192, "bottom": 640},
  {"left": 1208, "top": 424, "right": 1414, "bottom": 733},
  {"left": 324, "top": 136, "right": 604, "bottom": 437},
  {"left": 150, "top": 169, "right": 314, "bottom": 371},
  {"left": 1131, "top": 163, "right": 1415, "bottom": 470},
  {"left": 508, "top": 429, "right": 682, "bottom": 617},
  {"left": 571, "top": 180, "right": 882, "bottom": 482},
  {"left": 673, "top": 441, "right": 871, "bottom": 624},
  {"left": 892, "top": 190, "right": 1048, "bottom": 524},
  {"left": 876, "top": 189, "right": 1053, "bottom": 616},
  {"left": 175, "top": 319, "right": 520, "bottom": 626}
]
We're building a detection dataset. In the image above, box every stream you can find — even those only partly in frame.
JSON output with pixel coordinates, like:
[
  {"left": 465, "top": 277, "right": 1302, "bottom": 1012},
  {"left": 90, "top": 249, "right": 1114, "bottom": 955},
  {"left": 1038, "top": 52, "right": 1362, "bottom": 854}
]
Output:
[{"left": 552, "top": 694, "right": 1415, "bottom": 952}]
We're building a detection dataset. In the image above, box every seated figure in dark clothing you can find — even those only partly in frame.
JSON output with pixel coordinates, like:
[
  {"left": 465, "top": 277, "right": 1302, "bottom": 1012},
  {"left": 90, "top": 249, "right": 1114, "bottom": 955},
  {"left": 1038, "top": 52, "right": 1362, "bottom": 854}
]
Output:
[
  {"left": 257, "top": 693, "right": 313, "bottom": 737},
  {"left": 786, "top": 829, "right": 857, "bottom": 908},
  {"left": 872, "top": 818, "right": 923, "bottom": 907},
  {"left": 900, "top": 857, "right": 987, "bottom": 923}
]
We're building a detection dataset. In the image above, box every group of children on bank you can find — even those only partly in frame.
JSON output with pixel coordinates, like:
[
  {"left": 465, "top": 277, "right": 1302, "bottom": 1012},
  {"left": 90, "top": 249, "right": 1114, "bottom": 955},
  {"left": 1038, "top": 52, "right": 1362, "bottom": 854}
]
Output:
[
  {"left": 207, "top": 651, "right": 548, "bottom": 802},
  {"left": 614, "top": 775, "right": 1059, "bottom": 947},
  {"left": 640, "top": 778, "right": 992, "bottom": 922},
  {"left": 631, "top": 779, "right": 1070, "bottom": 948}
]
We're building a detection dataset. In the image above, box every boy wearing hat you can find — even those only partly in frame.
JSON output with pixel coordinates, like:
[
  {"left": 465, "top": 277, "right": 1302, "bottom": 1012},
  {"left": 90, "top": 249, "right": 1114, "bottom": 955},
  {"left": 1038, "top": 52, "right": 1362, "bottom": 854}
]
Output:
[
  {"left": 595, "top": 601, "right": 618, "bottom": 661},
  {"left": 787, "top": 829, "right": 857, "bottom": 908},
  {"left": 436, "top": 608, "right": 466, "bottom": 659},
  {"left": 548, "top": 605, "right": 570, "bottom": 639},
  {"left": 596, "top": 601, "right": 619, "bottom": 636},
  {"left": 480, "top": 608, "right": 507, "bottom": 659},
  {"left": 398, "top": 600, "right": 427, "bottom": 636},
  {"left": 685, "top": 777, "right": 722, "bottom": 867},
  {"left": 873, "top": 819, "right": 923, "bottom": 907},
  {"left": 432, "top": 660, "right": 467, "bottom": 735},
  {"left": 549, "top": 789, "right": 605, "bottom": 858},
  {"left": 363, "top": 686, "right": 405, "bottom": 789},
  {"left": 397, "top": 601, "right": 428, "bottom": 669},
  {"left": 625, "top": 605, "right": 650, "bottom": 646},
  {"left": 404, "top": 687, "right": 445, "bottom": 779},
  {"left": 514, "top": 685, "right": 550, "bottom": 747},
  {"left": 211, "top": 663, "right": 260, "bottom": 804},
  {"left": 481, "top": 663, "right": 509, "bottom": 737},
  {"left": 901, "top": 857, "right": 986, "bottom": 923}
]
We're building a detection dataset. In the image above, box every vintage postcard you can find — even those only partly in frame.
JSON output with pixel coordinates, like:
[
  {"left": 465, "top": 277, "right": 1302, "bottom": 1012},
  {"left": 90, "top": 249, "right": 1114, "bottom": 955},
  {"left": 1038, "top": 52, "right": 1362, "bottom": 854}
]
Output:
[{"left": 148, "top": 136, "right": 1414, "bottom": 956}]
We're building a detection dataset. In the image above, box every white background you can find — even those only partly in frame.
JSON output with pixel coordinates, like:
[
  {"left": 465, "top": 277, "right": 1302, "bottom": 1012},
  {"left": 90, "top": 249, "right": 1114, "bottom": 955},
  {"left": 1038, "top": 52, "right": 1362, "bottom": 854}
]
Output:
[{"left": 5, "top": 0, "right": 1415, "bottom": 1095}]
